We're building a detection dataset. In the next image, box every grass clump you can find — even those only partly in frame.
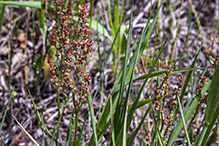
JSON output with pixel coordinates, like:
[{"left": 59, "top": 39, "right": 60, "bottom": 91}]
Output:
[{"left": 0, "top": 0, "right": 219, "bottom": 146}]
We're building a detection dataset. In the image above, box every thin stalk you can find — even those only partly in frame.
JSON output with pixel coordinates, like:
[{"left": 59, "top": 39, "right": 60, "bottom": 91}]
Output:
[
  {"left": 168, "top": 0, "right": 174, "bottom": 28},
  {"left": 49, "top": 102, "right": 66, "bottom": 146},
  {"left": 74, "top": 105, "right": 82, "bottom": 146},
  {"left": 185, "top": 9, "right": 192, "bottom": 65},
  {"left": 89, "top": 0, "right": 94, "bottom": 38},
  {"left": 0, "top": 3, "right": 6, "bottom": 37},
  {"left": 0, "top": 89, "right": 14, "bottom": 134},
  {"left": 188, "top": 0, "right": 208, "bottom": 51},
  {"left": 55, "top": 52, "right": 64, "bottom": 145},
  {"left": 96, "top": 9, "right": 103, "bottom": 118},
  {"left": 24, "top": 12, "right": 30, "bottom": 98},
  {"left": 183, "top": 105, "right": 200, "bottom": 143},
  {"left": 31, "top": 8, "right": 38, "bottom": 93},
  {"left": 110, "top": 95, "right": 116, "bottom": 146},
  {"left": 8, "top": 6, "right": 13, "bottom": 138},
  {"left": 170, "top": 0, "right": 184, "bottom": 65},
  {"left": 55, "top": 88, "right": 60, "bottom": 145},
  {"left": 177, "top": 95, "right": 191, "bottom": 146}
]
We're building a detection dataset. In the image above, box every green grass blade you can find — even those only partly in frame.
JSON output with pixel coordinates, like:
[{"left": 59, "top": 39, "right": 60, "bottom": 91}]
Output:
[
  {"left": 0, "top": 90, "right": 14, "bottom": 134},
  {"left": 157, "top": 129, "right": 165, "bottom": 146},
  {"left": 122, "top": 111, "right": 127, "bottom": 146},
  {"left": 0, "top": 1, "right": 42, "bottom": 8},
  {"left": 122, "top": 0, "right": 164, "bottom": 84},
  {"left": 77, "top": 113, "right": 88, "bottom": 146},
  {"left": 113, "top": 9, "right": 133, "bottom": 145},
  {"left": 150, "top": 105, "right": 164, "bottom": 146},
  {"left": 201, "top": 106, "right": 219, "bottom": 146},
  {"left": 127, "top": 92, "right": 174, "bottom": 113},
  {"left": 89, "top": 1, "right": 164, "bottom": 144},
  {"left": 64, "top": 0, "right": 69, "bottom": 8},
  {"left": 133, "top": 67, "right": 206, "bottom": 82},
  {"left": 205, "top": 61, "right": 219, "bottom": 124},
  {"left": 110, "top": 95, "right": 116, "bottom": 146},
  {"left": 49, "top": 98, "right": 68, "bottom": 146},
  {"left": 167, "top": 98, "right": 199, "bottom": 146},
  {"left": 89, "top": 0, "right": 94, "bottom": 38},
  {"left": 127, "top": 39, "right": 166, "bottom": 129},
  {"left": 193, "top": 123, "right": 208, "bottom": 146},
  {"left": 39, "top": 9, "right": 46, "bottom": 37},
  {"left": 0, "top": 3, "right": 6, "bottom": 38},
  {"left": 112, "top": 67, "right": 206, "bottom": 95},
  {"left": 87, "top": 90, "right": 98, "bottom": 146},
  {"left": 177, "top": 96, "right": 191, "bottom": 146},
  {"left": 107, "top": 0, "right": 115, "bottom": 37},
  {"left": 88, "top": 118, "right": 111, "bottom": 146},
  {"left": 90, "top": 18, "right": 111, "bottom": 41},
  {"left": 73, "top": 16, "right": 111, "bottom": 41},
  {"left": 66, "top": 109, "right": 75, "bottom": 146},
  {"left": 29, "top": 90, "right": 49, "bottom": 146},
  {"left": 127, "top": 105, "right": 151, "bottom": 145},
  {"left": 89, "top": 6, "right": 132, "bottom": 145},
  {"left": 189, "top": 128, "right": 194, "bottom": 144}
]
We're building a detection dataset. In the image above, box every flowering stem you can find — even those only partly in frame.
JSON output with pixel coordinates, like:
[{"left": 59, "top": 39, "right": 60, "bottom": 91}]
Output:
[
  {"left": 74, "top": 105, "right": 82, "bottom": 145},
  {"left": 56, "top": 52, "right": 64, "bottom": 142}
]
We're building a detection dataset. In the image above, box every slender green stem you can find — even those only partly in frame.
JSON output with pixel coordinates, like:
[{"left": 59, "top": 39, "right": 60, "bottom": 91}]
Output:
[
  {"left": 177, "top": 95, "right": 191, "bottom": 146},
  {"left": 55, "top": 52, "right": 63, "bottom": 145},
  {"left": 184, "top": 105, "right": 200, "bottom": 143},
  {"left": 170, "top": 0, "right": 184, "bottom": 65},
  {"left": 0, "top": 89, "right": 14, "bottom": 134},
  {"left": 74, "top": 105, "right": 82, "bottom": 146},
  {"left": 89, "top": 0, "right": 94, "bottom": 38},
  {"left": 8, "top": 6, "right": 13, "bottom": 138}
]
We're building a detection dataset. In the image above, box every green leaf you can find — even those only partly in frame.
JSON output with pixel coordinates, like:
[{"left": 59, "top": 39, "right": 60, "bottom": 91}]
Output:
[
  {"left": 39, "top": 9, "right": 46, "bottom": 38},
  {"left": 142, "top": 57, "right": 167, "bottom": 68},
  {"left": 205, "top": 61, "right": 219, "bottom": 124},
  {"left": 34, "top": 54, "right": 44, "bottom": 69},
  {"left": 126, "top": 38, "right": 166, "bottom": 131},
  {"left": 89, "top": 1, "right": 165, "bottom": 145},
  {"left": 0, "top": 89, "right": 14, "bottom": 135},
  {"left": 77, "top": 113, "right": 88, "bottom": 146},
  {"left": 29, "top": 90, "right": 49, "bottom": 146},
  {"left": 90, "top": 18, "right": 111, "bottom": 41},
  {"left": 112, "top": 67, "right": 206, "bottom": 95},
  {"left": 66, "top": 109, "right": 75, "bottom": 146},
  {"left": 87, "top": 90, "right": 98, "bottom": 146},
  {"left": 74, "top": 16, "right": 111, "bottom": 41},
  {"left": 0, "top": 3, "right": 6, "bottom": 37},
  {"left": 113, "top": 10, "right": 132, "bottom": 145},
  {"left": 0, "top": 1, "right": 42, "bottom": 8},
  {"left": 127, "top": 105, "right": 151, "bottom": 145},
  {"left": 203, "top": 106, "right": 219, "bottom": 146}
]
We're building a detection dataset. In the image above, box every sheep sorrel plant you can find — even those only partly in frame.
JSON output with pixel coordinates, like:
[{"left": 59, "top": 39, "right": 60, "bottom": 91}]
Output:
[
  {"left": 43, "top": 0, "right": 95, "bottom": 145},
  {"left": 1, "top": 0, "right": 219, "bottom": 146}
]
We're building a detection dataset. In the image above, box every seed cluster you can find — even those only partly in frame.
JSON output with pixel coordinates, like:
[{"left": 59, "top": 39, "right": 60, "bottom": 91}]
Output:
[
  {"left": 212, "top": 54, "right": 219, "bottom": 69},
  {"left": 163, "top": 74, "right": 184, "bottom": 142},
  {"left": 45, "top": 0, "right": 92, "bottom": 103}
]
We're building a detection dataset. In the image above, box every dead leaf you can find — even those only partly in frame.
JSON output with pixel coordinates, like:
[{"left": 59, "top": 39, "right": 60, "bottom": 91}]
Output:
[
  {"left": 18, "top": 33, "right": 26, "bottom": 42},
  {"left": 44, "top": 57, "right": 50, "bottom": 80},
  {"left": 12, "top": 52, "right": 23, "bottom": 68}
]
